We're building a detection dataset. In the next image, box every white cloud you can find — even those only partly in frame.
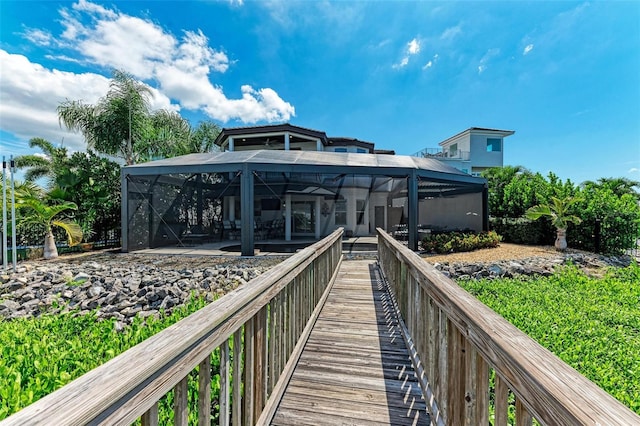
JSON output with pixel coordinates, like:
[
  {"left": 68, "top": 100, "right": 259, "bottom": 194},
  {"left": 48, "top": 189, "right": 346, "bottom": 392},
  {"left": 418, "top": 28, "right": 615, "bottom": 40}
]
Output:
[
  {"left": 523, "top": 44, "right": 534, "bottom": 55},
  {"left": 422, "top": 53, "right": 439, "bottom": 70},
  {"left": 478, "top": 48, "right": 500, "bottom": 74},
  {"left": 0, "top": 50, "right": 176, "bottom": 154},
  {"left": 629, "top": 167, "right": 639, "bottom": 174},
  {"left": 7, "top": 0, "right": 293, "bottom": 131},
  {"left": 440, "top": 25, "right": 462, "bottom": 41},
  {"left": 21, "top": 27, "right": 54, "bottom": 46},
  {"left": 407, "top": 38, "right": 421, "bottom": 55},
  {"left": 392, "top": 37, "right": 422, "bottom": 69}
]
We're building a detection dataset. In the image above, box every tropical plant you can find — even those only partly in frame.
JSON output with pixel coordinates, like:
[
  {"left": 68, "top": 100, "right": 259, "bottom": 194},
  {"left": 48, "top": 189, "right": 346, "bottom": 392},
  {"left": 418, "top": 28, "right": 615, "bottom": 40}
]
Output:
[
  {"left": 525, "top": 196, "right": 582, "bottom": 250},
  {"left": 57, "top": 69, "right": 220, "bottom": 165},
  {"left": 581, "top": 177, "right": 640, "bottom": 201},
  {"left": 13, "top": 138, "right": 70, "bottom": 187},
  {"left": 58, "top": 69, "right": 153, "bottom": 165},
  {"left": 14, "top": 189, "right": 83, "bottom": 259}
]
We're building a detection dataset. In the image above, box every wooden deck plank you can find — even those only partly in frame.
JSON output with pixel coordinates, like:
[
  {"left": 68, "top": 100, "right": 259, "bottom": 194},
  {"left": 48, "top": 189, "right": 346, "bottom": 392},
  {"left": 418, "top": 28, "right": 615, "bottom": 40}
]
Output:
[{"left": 271, "top": 259, "right": 430, "bottom": 425}]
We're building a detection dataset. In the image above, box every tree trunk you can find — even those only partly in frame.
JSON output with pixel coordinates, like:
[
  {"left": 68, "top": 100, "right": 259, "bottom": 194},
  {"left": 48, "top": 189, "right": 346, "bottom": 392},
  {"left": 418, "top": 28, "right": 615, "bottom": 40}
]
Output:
[
  {"left": 555, "top": 228, "right": 567, "bottom": 251},
  {"left": 43, "top": 231, "right": 59, "bottom": 259}
]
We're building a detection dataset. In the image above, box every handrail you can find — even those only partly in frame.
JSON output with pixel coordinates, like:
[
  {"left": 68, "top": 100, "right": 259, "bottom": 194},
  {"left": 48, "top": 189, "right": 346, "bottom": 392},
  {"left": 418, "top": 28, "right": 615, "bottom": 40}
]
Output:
[
  {"left": 1, "top": 228, "right": 343, "bottom": 426},
  {"left": 377, "top": 228, "right": 639, "bottom": 425}
]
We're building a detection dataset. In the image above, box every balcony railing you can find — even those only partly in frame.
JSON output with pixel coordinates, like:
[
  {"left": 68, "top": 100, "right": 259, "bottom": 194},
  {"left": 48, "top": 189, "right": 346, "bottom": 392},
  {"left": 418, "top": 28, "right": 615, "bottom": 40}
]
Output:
[{"left": 412, "top": 147, "right": 470, "bottom": 161}]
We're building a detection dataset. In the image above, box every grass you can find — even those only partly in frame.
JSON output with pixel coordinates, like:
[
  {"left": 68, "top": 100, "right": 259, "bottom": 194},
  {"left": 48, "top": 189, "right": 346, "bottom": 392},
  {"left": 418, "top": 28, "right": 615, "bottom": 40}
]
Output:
[
  {"left": 0, "top": 296, "right": 214, "bottom": 421},
  {"left": 458, "top": 262, "right": 640, "bottom": 414}
]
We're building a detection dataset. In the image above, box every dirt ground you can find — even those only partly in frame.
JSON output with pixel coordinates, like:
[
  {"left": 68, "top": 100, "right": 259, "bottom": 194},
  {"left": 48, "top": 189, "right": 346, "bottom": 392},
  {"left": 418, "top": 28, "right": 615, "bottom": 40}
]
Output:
[{"left": 421, "top": 243, "right": 560, "bottom": 264}]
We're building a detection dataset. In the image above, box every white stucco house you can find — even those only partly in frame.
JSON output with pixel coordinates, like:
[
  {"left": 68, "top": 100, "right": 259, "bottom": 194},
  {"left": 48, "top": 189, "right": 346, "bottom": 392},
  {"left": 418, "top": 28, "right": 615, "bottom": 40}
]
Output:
[
  {"left": 121, "top": 124, "right": 489, "bottom": 255},
  {"left": 414, "top": 127, "right": 515, "bottom": 176}
]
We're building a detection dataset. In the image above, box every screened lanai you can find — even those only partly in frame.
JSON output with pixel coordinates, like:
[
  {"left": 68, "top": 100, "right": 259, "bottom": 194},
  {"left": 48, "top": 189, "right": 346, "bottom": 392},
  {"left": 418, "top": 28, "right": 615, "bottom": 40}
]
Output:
[{"left": 121, "top": 150, "right": 488, "bottom": 255}]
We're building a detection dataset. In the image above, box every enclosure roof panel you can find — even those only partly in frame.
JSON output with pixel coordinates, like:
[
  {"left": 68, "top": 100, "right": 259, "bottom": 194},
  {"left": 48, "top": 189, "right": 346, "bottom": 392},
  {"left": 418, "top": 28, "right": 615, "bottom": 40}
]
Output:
[{"left": 124, "top": 150, "right": 484, "bottom": 184}]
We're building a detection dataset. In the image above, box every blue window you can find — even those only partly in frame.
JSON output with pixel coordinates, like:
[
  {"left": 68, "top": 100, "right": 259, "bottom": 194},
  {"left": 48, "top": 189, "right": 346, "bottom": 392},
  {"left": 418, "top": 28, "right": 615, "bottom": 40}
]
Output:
[
  {"left": 487, "top": 138, "right": 502, "bottom": 152},
  {"left": 335, "top": 148, "right": 347, "bottom": 152},
  {"left": 356, "top": 148, "right": 367, "bottom": 153}
]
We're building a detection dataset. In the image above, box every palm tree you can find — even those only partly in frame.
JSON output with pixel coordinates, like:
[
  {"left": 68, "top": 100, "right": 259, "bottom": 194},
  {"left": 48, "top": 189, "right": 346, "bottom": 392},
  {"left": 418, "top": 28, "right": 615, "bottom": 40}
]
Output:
[
  {"left": 13, "top": 138, "right": 69, "bottom": 186},
  {"left": 58, "top": 69, "right": 152, "bottom": 165},
  {"left": 581, "top": 177, "right": 640, "bottom": 201},
  {"left": 14, "top": 188, "right": 83, "bottom": 259},
  {"left": 525, "top": 196, "right": 582, "bottom": 250}
]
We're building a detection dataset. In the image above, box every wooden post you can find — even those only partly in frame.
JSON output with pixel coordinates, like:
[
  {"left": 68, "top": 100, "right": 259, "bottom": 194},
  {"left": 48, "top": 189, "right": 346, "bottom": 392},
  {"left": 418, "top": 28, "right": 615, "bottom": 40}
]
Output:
[
  {"left": 141, "top": 402, "right": 158, "bottom": 426},
  {"left": 174, "top": 377, "right": 188, "bottom": 426},
  {"left": 198, "top": 355, "right": 212, "bottom": 426},
  {"left": 219, "top": 342, "right": 230, "bottom": 426},
  {"left": 232, "top": 329, "right": 242, "bottom": 426}
]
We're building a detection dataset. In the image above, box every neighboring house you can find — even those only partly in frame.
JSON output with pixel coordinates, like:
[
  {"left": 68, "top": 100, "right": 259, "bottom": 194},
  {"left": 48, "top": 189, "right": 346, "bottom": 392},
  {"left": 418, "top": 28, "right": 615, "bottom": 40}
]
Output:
[
  {"left": 413, "top": 127, "right": 515, "bottom": 176},
  {"left": 121, "top": 124, "right": 488, "bottom": 255}
]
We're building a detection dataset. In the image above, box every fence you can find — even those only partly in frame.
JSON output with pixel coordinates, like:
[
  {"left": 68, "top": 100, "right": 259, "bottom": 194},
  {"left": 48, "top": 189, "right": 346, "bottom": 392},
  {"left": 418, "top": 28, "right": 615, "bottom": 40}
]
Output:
[
  {"left": 1, "top": 229, "right": 343, "bottom": 425},
  {"left": 377, "top": 227, "right": 639, "bottom": 425}
]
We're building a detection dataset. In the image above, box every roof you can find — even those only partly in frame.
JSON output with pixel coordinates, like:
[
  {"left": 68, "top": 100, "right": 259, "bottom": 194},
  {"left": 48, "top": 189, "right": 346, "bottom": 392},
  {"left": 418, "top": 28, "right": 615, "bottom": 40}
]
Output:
[
  {"left": 438, "top": 127, "right": 515, "bottom": 146},
  {"left": 328, "top": 137, "right": 375, "bottom": 151},
  {"left": 123, "top": 149, "right": 485, "bottom": 185},
  {"left": 214, "top": 123, "right": 328, "bottom": 147}
]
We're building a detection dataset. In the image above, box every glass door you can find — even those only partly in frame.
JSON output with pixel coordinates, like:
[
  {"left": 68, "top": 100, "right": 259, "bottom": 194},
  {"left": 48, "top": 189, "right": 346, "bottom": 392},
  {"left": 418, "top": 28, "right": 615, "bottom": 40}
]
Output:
[{"left": 291, "top": 201, "right": 315, "bottom": 234}]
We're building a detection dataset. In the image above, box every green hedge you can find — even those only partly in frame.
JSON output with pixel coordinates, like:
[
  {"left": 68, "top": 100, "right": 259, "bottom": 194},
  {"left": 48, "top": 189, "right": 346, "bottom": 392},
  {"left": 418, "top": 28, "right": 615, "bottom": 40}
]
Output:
[
  {"left": 489, "top": 217, "right": 555, "bottom": 246},
  {"left": 421, "top": 231, "right": 501, "bottom": 254}
]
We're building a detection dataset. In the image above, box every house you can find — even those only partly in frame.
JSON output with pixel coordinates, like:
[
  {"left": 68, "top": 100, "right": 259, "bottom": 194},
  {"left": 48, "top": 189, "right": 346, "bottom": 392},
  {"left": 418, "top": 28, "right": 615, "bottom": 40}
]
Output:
[
  {"left": 121, "top": 124, "right": 488, "bottom": 255},
  {"left": 413, "top": 127, "right": 515, "bottom": 176}
]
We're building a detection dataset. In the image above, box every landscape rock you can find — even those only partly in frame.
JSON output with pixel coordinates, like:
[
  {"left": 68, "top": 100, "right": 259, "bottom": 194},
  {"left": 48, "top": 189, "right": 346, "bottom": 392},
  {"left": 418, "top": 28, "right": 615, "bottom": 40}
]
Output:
[{"left": 0, "top": 252, "right": 288, "bottom": 324}]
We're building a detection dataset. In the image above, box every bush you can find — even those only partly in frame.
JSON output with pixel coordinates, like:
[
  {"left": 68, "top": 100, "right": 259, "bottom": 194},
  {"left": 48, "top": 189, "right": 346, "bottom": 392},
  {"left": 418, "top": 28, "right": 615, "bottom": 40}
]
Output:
[
  {"left": 421, "top": 231, "right": 501, "bottom": 254},
  {"left": 489, "top": 217, "right": 555, "bottom": 246}
]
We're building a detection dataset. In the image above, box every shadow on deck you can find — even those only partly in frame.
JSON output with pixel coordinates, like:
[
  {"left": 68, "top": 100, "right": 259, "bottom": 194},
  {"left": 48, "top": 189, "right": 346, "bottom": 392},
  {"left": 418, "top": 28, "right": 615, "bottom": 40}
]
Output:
[{"left": 271, "top": 260, "right": 430, "bottom": 425}]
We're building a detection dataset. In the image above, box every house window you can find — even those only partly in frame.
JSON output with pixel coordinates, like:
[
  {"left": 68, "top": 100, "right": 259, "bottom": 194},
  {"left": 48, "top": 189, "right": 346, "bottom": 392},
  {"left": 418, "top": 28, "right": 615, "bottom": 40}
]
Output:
[
  {"left": 449, "top": 143, "right": 458, "bottom": 157},
  {"left": 487, "top": 138, "right": 502, "bottom": 152},
  {"left": 356, "top": 199, "right": 366, "bottom": 225},
  {"left": 335, "top": 148, "right": 347, "bottom": 153},
  {"left": 356, "top": 148, "right": 367, "bottom": 153},
  {"left": 334, "top": 200, "right": 347, "bottom": 225}
]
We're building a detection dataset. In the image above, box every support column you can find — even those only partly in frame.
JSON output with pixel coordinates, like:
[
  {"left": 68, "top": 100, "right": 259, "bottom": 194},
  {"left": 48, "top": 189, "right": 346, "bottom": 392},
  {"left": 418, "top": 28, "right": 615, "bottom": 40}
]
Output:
[
  {"left": 482, "top": 184, "right": 489, "bottom": 231},
  {"left": 285, "top": 194, "right": 292, "bottom": 241},
  {"left": 121, "top": 170, "right": 129, "bottom": 252},
  {"left": 228, "top": 196, "right": 235, "bottom": 221},
  {"left": 240, "top": 164, "right": 254, "bottom": 256},
  {"left": 408, "top": 172, "right": 419, "bottom": 251},
  {"left": 228, "top": 137, "right": 234, "bottom": 152},
  {"left": 316, "top": 139, "right": 323, "bottom": 151},
  {"left": 284, "top": 132, "right": 290, "bottom": 150},
  {"left": 315, "top": 198, "right": 321, "bottom": 239},
  {"left": 196, "top": 174, "right": 203, "bottom": 228}
]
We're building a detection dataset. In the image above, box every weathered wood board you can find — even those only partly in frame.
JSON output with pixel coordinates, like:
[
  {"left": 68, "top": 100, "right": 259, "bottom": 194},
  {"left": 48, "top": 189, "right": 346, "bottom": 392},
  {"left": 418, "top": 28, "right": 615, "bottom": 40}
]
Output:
[{"left": 271, "top": 260, "right": 430, "bottom": 426}]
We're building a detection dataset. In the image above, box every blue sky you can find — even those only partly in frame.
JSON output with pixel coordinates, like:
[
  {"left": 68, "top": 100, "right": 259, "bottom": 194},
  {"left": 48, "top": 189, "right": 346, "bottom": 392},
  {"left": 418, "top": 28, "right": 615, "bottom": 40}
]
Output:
[{"left": 0, "top": 0, "right": 638, "bottom": 184}]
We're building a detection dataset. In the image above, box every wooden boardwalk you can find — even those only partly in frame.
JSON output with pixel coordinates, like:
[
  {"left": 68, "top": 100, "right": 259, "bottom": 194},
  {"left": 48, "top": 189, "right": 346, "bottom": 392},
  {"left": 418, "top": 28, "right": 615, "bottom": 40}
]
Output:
[{"left": 271, "top": 260, "right": 430, "bottom": 425}]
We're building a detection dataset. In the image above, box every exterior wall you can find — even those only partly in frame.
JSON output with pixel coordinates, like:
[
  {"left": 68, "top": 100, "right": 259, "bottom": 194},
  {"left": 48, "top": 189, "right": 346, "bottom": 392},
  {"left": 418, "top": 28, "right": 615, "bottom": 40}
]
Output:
[
  {"left": 439, "top": 133, "right": 471, "bottom": 152},
  {"left": 418, "top": 192, "right": 483, "bottom": 232},
  {"left": 469, "top": 133, "right": 503, "bottom": 169}
]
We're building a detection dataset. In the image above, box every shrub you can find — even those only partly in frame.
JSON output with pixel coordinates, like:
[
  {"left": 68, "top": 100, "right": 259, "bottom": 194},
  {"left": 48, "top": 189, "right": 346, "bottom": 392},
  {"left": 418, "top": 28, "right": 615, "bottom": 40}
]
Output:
[
  {"left": 489, "top": 217, "right": 554, "bottom": 246},
  {"left": 421, "top": 231, "right": 501, "bottom": 254}
]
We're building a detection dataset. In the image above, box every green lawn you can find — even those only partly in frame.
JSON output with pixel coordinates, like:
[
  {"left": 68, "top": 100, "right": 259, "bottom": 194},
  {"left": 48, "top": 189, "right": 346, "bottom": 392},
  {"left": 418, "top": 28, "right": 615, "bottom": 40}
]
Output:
[{"left": 458, "top": 262, "right": 640, "bottom": 414}]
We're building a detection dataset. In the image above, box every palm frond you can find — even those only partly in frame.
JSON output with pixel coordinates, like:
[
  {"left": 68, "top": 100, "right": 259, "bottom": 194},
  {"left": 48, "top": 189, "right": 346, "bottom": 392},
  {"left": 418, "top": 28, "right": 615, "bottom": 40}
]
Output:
[{"left": 52, "top": 219, "right": 84, "bottom": 246}]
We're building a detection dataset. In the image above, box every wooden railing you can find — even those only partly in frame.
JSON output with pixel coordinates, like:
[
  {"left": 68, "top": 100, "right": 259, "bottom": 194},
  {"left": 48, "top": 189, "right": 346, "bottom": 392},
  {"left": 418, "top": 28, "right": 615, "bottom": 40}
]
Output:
[
  {"left": 1, "top": 229, "right": 343, "bottom": 426},
  {"left": 377, "top": 228, "right": 640, "bottom": 426}
]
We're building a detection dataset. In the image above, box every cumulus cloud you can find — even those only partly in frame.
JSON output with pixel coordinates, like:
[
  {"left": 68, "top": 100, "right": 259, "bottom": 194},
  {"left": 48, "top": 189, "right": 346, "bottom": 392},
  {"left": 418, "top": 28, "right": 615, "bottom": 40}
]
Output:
[
  {"left": 8, "top": 0, "right": 294, "bottom": 133},
  {"left": 0, "top": 50, "right": 175, "bottom": 153},
  {"left": 523, "top": 44, "right": 534, "bottom": 55},
  {"left": 393, "top": 37, "right": 421, "bottom": 69}
]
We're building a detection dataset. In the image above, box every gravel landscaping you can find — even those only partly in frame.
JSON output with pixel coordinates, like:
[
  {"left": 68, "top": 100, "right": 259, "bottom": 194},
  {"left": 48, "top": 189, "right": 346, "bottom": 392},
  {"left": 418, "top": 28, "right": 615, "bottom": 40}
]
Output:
[{"left": 0, "top": 244, "right": 633, "bottom": 324}]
